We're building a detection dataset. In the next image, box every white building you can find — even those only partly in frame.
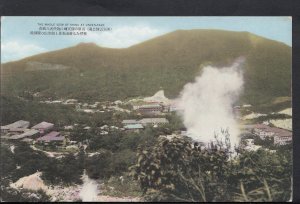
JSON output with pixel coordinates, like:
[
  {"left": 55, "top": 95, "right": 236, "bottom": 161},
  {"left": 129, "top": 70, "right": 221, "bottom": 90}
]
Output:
[{"left": 252, "top": 124, "right": 292, "bottom": 145}]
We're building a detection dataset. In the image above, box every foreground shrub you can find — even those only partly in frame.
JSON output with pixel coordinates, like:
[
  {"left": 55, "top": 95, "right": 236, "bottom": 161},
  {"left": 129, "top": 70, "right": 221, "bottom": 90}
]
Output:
[{"left": 130, "top": 136, "right": 292, "bottom": 202}]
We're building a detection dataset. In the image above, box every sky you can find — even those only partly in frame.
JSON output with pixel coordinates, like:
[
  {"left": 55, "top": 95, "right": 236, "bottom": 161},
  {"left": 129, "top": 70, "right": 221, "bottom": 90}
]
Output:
[{"left": 1, "top": 16, "right": 292, "bottom": 63}]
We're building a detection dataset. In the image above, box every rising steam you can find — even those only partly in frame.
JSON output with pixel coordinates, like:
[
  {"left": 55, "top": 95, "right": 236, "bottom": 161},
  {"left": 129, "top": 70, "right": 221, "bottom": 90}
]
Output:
[
  {"left": 79, "top": 170, "right": 98, "bottom": 201},
  {"left": 177, "top": 58, "right": 245, "bottom": 148}
]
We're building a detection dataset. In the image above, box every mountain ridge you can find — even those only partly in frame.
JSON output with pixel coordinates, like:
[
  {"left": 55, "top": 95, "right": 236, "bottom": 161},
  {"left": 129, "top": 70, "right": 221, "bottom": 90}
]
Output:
[
  {"left": 1, "top": 29, "right": 291, "bottom": 66},
  {"left": 1, "top": 29, "right": 291, "bottom": 104}
]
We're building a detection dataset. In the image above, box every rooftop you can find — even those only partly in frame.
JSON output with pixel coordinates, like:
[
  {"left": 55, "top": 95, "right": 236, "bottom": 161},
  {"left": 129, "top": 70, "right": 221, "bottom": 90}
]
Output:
[
  {"left": 1, "top": 120, "right": 30, "bottom": 129},
  {"left": 32, "top": 121, "right": 54, "bottom": 129},
  {"left": 124, "top": 124, "right": 144, "bottom": 129},
  {"left": 270, "top": 127, "right": 292, "bottom": 137},
  {"left": 10, "top": 129, "right": 39, "bottom": 140},
  {"left": 37, "top": 131, "right": 64, "bottom": 142},
  {"left": 8, "top": 128, "right": 28, "bottom": 132},
  {"left": 252, "top": 124, "right": 270, "bottom": 129}
]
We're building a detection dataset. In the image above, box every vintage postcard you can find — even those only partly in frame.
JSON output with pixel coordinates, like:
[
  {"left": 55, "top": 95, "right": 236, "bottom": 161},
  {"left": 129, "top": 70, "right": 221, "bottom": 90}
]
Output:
[{"left": 0, "top": 16, "right": 292, "bottom": 202}]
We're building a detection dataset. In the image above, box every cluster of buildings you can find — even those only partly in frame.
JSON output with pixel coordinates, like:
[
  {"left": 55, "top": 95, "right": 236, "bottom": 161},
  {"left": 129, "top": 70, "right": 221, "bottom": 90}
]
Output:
[
  {"left": 242, "top": 123, "right": 292, "bottom": 145},
  {"left": 122, "top": 118, "right": 169, "bottom": 131},
  {"left": 1, "top": 120, "right": 65, "bottom": 145},
  {"left": 39, "top": 92, "right": 182, "bottom": 117},
  {"left": 75, "top": 100, "right": 131, "bottom": 114},
  {"left": 40, "top": 98, "right": 131, "bottom": 115}
]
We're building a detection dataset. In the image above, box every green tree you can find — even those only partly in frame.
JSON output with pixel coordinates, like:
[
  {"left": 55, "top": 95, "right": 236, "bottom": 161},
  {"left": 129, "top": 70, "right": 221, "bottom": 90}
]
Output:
[{"left": 85, "top": 150, "right": 113, "bottom": 179}]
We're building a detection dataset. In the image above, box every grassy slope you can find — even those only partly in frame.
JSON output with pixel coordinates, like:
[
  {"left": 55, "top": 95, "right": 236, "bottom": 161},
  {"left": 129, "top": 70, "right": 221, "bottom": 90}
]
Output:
[{"left": 1, "top": 29, "right": 291, "bottom": 104}]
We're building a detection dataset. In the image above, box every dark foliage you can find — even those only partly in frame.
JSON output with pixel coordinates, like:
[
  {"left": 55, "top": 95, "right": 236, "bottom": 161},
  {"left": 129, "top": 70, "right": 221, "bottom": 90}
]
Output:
[
  {"left": 130, "top": 136, "right": 292, "bottom": 202},
  {"left": 41, "top": 153, "right": 84, "bottom": 185}
]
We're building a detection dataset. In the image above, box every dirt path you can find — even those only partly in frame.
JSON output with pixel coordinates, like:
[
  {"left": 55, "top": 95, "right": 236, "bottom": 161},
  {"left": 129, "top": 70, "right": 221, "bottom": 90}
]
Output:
[{"left": 30, "top": 145, "right": 64, "bottom": 157}]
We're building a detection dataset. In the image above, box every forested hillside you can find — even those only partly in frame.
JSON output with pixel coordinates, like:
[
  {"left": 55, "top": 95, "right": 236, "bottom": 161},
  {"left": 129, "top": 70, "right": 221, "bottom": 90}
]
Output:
[{"left": 1, "top": 29, "right": 291, "bottom": 104}]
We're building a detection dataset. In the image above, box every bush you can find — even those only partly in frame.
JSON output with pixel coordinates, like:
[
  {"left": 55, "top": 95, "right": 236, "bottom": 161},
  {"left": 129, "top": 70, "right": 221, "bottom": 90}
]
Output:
[
  {"left": 111, "top": 149, "right": 137, "bottom": 175},
  {"left": 253, "top": 135, "right": 274, "bottom": 148},
  {"left": 0, "top": 182, "right": 50, "bottom": 202},
  {"left": 85, "top": 149, "right": 113, "bottom": 179},
  {"left": 87, "top": 131, "right": 122, "bottom": 152},
  {"left": 41, "top": 153, "right": 84, "bottom": 185},
  {"left": 130, "top": 136, "right": 292, "bottom": 202},
  {"left": 119, "top": 133, "right": 141, "bottom": 151},
  {"left": 101, "top": 175, "right": 142, "bottom": 197},
  {"left": 2, "top": 142, "right": 51, "bottom": 182},
  {"left": 0, "top": 145, "right": 16, "bottom": 179}
]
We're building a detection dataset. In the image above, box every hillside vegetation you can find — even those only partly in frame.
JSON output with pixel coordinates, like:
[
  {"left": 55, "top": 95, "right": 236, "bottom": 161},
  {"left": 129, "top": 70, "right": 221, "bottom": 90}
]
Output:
[{"left": 1, "top": 29, "right": 291, "bottom": 104}]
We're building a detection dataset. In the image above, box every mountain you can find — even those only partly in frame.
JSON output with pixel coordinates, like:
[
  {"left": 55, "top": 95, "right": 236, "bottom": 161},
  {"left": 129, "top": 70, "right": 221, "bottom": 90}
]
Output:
[{"left": 1, "top": 29, "right": 291, "bottom": 104}]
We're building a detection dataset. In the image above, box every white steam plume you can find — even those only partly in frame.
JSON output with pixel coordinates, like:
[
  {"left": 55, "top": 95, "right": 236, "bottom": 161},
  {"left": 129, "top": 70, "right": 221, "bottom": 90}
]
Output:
[
  {"left": 80, "top": 170, "right": 98, "bottom": 201},
  {"left": 177, "top": 58, "right": 245, "bottom": 148}
]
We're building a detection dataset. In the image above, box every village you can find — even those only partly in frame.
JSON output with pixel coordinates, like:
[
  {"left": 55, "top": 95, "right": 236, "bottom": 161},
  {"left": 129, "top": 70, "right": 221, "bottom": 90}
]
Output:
[
  {"left": 1, "top": 90, "right": 292, "bottom": 154},
  {"left": 0, "top": 91, "right": 293, "bottom": 202},
  {"left": 0, "top": 90, "right": 293, "bottom": 202}
]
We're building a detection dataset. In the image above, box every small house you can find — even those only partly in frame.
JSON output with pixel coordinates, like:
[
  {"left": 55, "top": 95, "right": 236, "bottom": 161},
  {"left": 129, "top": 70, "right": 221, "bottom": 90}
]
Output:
[
  {"left": 36, "top": 131, "right": 65, "bottom": 145},
  {"left": 31, "top": 121, "right": 54, "bottom": 134},
  {"left": 1, "top": 120, "right": 30, "bottom": 133},
  {"left": 252, "top": 124, "right": 292, "bottom": 145}
]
